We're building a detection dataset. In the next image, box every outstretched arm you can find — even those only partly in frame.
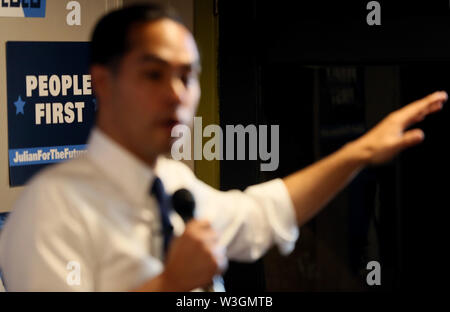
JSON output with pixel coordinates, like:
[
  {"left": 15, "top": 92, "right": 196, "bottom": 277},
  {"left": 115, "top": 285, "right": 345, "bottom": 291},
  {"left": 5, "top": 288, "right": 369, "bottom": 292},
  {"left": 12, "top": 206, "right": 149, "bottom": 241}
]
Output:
[{"left": 284, "top": 91, "right": 448, "bottom": 227}]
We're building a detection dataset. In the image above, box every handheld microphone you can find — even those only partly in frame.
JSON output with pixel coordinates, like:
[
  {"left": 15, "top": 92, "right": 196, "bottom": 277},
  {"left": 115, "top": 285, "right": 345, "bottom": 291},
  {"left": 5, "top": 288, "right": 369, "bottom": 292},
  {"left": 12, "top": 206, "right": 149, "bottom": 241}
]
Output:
[
  {"left": 171, "top": 188, "right": 225, "bottom": 291},
  {"left": 171, "top": 188, "right": 195, "bottom": 222}
]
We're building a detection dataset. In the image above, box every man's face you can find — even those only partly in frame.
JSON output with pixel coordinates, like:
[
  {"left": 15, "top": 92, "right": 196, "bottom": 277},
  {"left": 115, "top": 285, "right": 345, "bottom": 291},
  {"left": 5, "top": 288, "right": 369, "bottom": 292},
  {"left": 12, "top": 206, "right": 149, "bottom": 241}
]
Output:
[{"left": 95, "top": 18, "right": 201, "bottom": 165}]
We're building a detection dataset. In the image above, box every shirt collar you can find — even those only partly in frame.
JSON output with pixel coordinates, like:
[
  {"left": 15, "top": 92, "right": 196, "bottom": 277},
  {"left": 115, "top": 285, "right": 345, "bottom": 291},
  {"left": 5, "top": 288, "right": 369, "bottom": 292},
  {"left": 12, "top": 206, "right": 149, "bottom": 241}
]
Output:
[{"left": 87, "top": 128, "right": 155, "bottom": 204}]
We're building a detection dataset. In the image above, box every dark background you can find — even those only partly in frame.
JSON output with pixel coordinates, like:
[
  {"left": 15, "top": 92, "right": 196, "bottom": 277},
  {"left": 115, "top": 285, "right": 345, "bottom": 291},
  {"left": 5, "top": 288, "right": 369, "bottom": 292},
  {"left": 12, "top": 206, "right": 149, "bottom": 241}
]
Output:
[{"left": 218, "top": 0, "right": 450, "bottom": 291}]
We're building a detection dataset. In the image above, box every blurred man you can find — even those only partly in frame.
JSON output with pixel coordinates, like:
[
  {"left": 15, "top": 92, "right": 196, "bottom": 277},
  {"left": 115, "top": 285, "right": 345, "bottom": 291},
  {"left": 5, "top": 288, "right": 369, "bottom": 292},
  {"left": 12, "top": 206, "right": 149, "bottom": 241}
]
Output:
[{"left": 0, "top": 4, "right": 446, "bottom": 291}]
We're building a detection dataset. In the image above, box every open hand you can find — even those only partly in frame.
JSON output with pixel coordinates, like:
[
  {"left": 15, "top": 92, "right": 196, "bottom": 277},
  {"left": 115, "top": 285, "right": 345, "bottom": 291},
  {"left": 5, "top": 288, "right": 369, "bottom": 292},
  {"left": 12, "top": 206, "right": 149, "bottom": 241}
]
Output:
[{"left": 352, "top": 91, "right": 447, "bottom": 165}]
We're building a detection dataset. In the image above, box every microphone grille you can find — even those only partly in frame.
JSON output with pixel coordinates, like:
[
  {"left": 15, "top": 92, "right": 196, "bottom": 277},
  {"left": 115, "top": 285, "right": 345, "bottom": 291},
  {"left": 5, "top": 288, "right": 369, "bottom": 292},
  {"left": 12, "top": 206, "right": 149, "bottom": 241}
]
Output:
[{"left": 171, "top": 188, "right": 195, "bottom": 221}]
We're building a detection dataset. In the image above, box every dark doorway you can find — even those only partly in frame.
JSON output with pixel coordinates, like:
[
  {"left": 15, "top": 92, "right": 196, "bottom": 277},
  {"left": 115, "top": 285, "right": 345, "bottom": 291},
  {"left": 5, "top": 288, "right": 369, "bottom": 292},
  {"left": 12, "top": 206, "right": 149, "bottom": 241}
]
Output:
[{"left": 219, "top": 0, "right": 450, "bottom": 291}]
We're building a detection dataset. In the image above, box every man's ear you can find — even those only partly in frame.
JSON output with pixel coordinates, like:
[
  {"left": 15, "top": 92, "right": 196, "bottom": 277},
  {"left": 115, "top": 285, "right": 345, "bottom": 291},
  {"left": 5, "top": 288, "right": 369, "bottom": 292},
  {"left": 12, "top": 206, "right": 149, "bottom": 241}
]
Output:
[{"left": 90, "top": 65, "right": 114, "bottom": 105}]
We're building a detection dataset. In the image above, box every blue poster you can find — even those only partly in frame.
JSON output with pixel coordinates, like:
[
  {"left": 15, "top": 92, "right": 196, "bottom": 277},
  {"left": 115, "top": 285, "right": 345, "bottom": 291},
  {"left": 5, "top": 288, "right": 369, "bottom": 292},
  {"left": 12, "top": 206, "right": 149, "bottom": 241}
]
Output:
[
  {"left": 6, "top": 42, "right": 96, "bottom": 186},
  {"left": 0, "top": 0, "right": 46, "bottom": 18}
]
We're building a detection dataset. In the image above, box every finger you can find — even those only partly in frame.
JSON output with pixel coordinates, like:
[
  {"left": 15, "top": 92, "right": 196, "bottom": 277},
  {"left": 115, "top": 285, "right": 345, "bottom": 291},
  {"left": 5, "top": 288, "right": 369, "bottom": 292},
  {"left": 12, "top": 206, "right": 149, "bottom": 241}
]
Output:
[
  {"left": 398, "top": 128, "right": 425, "bottom": 150},
  {"left": 196, "top": 219, "right": 212, "bottom": 228},
  {"left": 187, "top": 221, "right": 217, "bottom": 241},
  {"left": 187, "top": 219, "right": 211, "bottom": 230},
  {"left": 201, "top": 228, "right": 218, "bottom": 243},
  {"left": 400, "top": 91, "right": 447, "bottom": 128},
  {"left": 427, "top": 98, "right": 446, "bottom": 113},
  {"left": 402, "top": 92, "right": 446, "bottom": 126}
]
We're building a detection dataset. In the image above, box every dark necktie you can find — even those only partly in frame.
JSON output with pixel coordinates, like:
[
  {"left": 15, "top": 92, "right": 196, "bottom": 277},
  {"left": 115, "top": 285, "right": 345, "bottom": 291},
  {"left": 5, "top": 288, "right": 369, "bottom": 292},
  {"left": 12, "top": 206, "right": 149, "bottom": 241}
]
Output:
[{"left": 151, "top": 177, "right": 174, "bottom": 256}]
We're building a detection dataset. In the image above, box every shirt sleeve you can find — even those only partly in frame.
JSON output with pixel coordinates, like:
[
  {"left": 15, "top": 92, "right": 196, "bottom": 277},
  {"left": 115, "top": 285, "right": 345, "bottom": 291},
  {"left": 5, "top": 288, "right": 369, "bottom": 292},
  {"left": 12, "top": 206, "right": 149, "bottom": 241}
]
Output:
[
  {"left": 0, "top": 174, "right": 95, "bottom": 291},
  {"left": 160, "top": 159, "right": 300, "bottom": 262}
]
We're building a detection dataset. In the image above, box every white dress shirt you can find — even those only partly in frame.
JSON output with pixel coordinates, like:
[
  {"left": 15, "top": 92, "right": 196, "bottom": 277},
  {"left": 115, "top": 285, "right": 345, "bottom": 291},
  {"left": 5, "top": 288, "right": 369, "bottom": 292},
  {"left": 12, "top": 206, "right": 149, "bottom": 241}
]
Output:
[{"left": 0, "top": 128, "right": 299, "bottom": 291}]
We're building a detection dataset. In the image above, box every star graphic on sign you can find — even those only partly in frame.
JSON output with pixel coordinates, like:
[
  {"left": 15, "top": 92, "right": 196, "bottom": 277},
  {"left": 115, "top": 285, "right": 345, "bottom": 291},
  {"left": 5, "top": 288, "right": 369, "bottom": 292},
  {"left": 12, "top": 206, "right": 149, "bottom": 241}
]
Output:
[{"left": 14, "top": 96, "right": 26, "bottom": 115}]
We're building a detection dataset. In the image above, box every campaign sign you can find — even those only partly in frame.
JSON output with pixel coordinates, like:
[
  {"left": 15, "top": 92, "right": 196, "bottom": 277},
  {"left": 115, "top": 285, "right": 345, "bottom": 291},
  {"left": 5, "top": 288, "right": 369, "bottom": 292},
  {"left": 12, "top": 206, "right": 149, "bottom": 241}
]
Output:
[
  {"left": 6, "top": 42, "right": 96, "bottom": 186},
  {"left": 0, "top": 0, "right": 46, "bottom": 18}
]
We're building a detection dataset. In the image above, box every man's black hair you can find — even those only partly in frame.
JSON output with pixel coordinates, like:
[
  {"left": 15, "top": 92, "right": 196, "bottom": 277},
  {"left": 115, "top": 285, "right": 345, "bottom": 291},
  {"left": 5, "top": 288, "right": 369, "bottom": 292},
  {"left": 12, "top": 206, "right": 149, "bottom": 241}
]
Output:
[{"left": 90, "top": 4, "right": 184, "bottom": 70}]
